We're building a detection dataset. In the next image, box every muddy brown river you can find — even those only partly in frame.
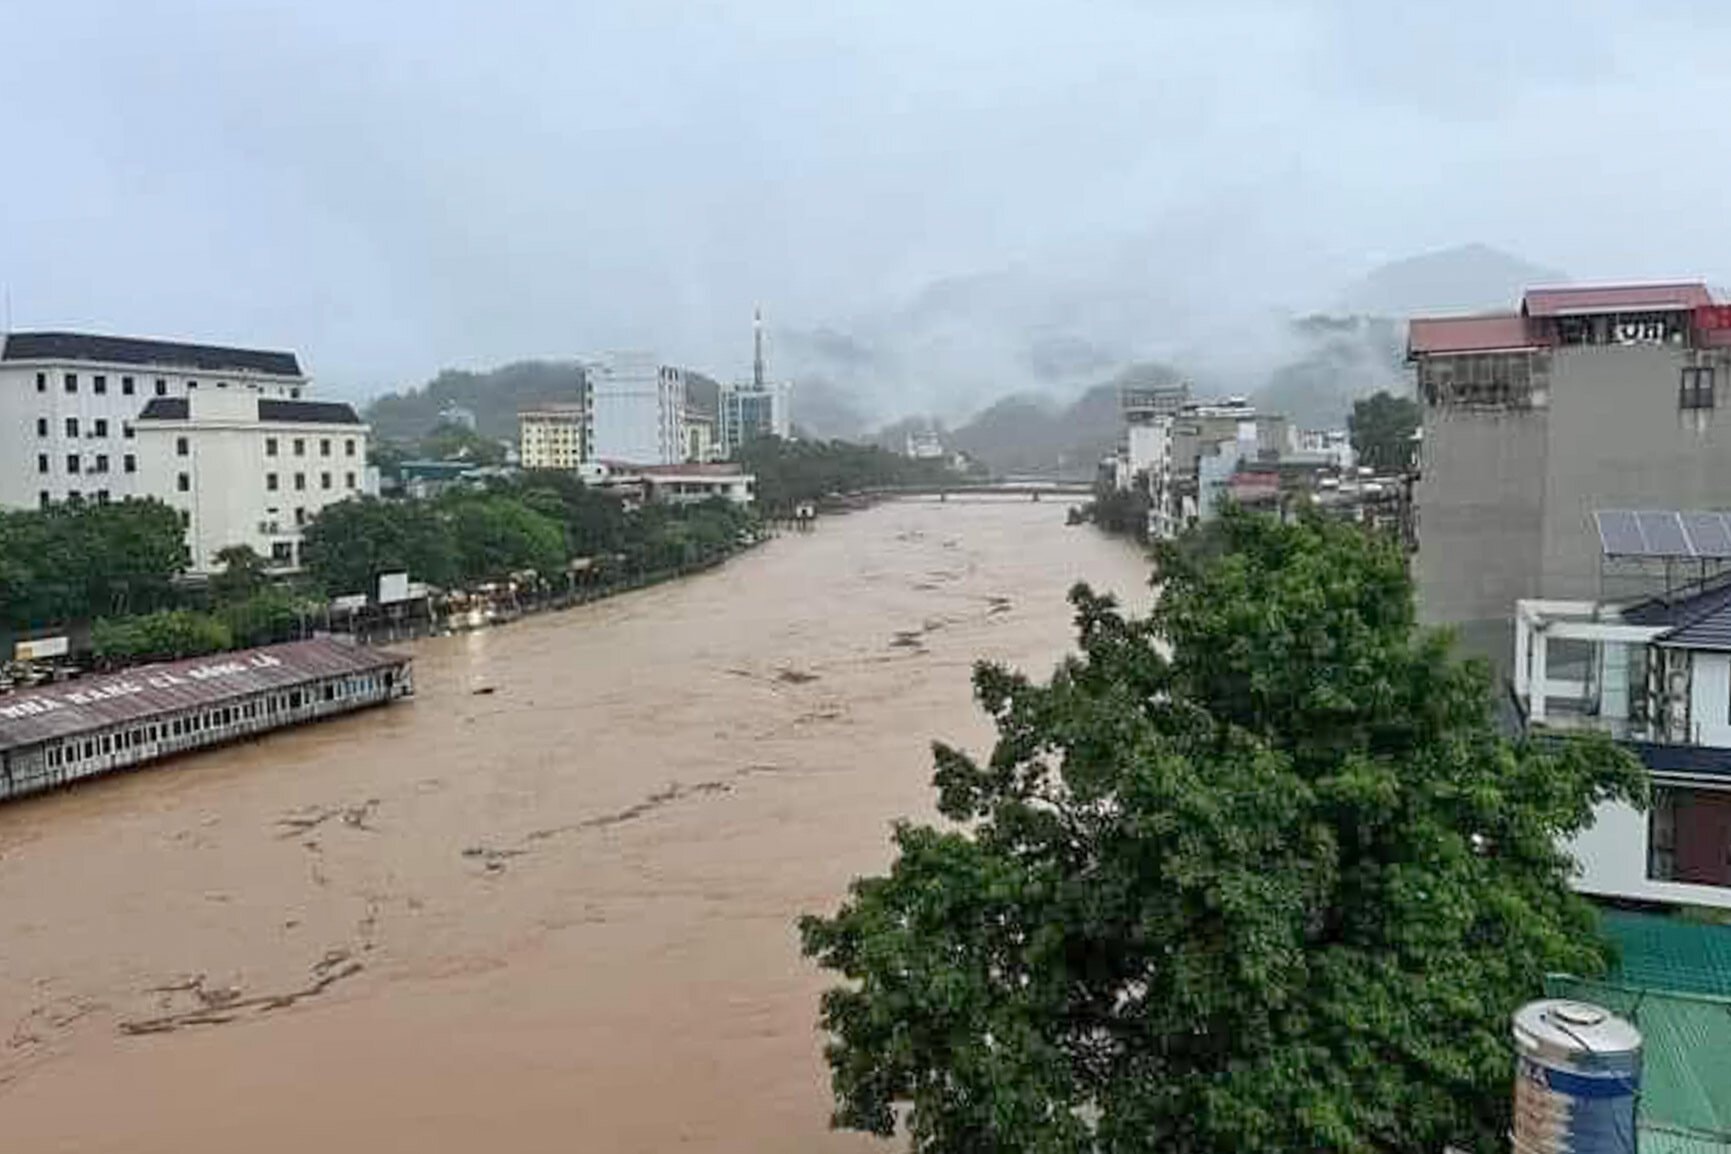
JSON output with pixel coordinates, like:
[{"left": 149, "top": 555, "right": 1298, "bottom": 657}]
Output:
[{"left": 0, "top": 501, "right": 1149, "bottom": 1153}]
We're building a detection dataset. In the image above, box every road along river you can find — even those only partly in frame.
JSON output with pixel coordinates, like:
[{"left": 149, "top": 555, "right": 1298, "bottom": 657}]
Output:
[{"left": 0, "top": 500, "right": 1151, "bottom": 1153}]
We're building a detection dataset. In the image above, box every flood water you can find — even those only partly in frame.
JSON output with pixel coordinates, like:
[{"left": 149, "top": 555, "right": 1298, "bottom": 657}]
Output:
[{"left": 0, "top": 501, "right": 1150, "bottom": 1153}]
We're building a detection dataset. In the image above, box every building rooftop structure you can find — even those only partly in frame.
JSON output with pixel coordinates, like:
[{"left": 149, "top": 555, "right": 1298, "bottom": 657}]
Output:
[
  {"left": 135, "top": 397, "right": 362, "bottom": 424},
  {"left": 0, "top": 639, "right": 401, "bottom": 754},
  {"left": 1, "top": 331, "right": 302, "bottom": 377}
]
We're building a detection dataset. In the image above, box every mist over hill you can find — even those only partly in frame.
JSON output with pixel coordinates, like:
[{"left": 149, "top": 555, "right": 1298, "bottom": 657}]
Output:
[{"left": 362, "top": 244, "right": 1568, "bottom": 452}]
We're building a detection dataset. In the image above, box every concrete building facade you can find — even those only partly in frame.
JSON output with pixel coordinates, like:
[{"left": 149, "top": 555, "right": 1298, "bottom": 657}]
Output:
[
  {"left": 134, "top": 391, "right": 369, "bottom": 573},
  {"left": 718, "top": 382, "right": 790, "bottom": 456},
  {"left": 518, "top": 403, "right": 590, "bottom": 470},
  {"left": 0, "top": 332, "right": 306, "bottom": 510},
  {"left": 1410, "top": 282, "right": 1731, "bottom": 663},
  {"left": 590, "top": 354, "right": 686, "bottom": 466}
]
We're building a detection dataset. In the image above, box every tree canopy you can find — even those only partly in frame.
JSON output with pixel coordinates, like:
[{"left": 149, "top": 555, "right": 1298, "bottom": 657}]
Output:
[
  {"left": 736, "top": 436, "right": 958, "bottom": 513},
  {"left": 1349, "top": 390, "right": 1421, "bottom": 474},
  {"left": 0, "top": 499, "right": 186, "bottom": 631},
  {"left": 800, "top": 508, "right": 1644, "bottom": 1154}
]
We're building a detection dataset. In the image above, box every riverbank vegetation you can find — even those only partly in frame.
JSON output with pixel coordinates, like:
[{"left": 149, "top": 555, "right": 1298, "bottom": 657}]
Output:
[
  {"left": 1, "top": 475, "right": 759, "bottom": 666},
  {"left": 801, "top": 507, "right": 1643, "bottom": 1153}
]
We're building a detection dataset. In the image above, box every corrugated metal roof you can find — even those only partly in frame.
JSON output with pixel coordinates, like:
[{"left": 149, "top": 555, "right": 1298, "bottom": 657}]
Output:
[
  {"left": 1406, "top": 313, "right": 1539, "bottom": 355},
  {"left": 1, "top": 332, "right": 302, "bottom": 377},
  {"left": 1548, "top": 911, "right": 1731, "bottom": 1150},
  {"left": 0, "top": 639, "right": 406, "bottom": 753},
  {"left": 1622, "top": 576, "right": 1731, "bottom": 651},
  {"left": 1523, "top": 282, "right": 1714, "bottom": 317}
]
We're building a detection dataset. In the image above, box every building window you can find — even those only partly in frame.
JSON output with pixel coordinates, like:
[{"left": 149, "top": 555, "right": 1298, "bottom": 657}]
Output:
[
  {"left": 294, "top": 472, "right": 306, "bottom": 491},
  {"left": 176, "top": 436, "right": 189, "bottom": 456},
  {"left": 35, "top": 417, "right": 47, "bottom": 437},
  {"left": 123, "top": 423, "right": 134, "bottom": 440},
  {"left": 320, "top": 471, "right": 332, "bottom": 490},
  {"left": 266, "top": 472, "right": 279, "bottom": 491},
  {"left": 266, "top": 437, "right": 278, "bottom": 457},
  {"left": 93, "top": 418, "right": 108, "bottom": 437},
  {"left": 187, "top": 379, "right": 197, "bottom": 390},
  {"left": 35, "top": 372, "right": 45, "bottom": 393},
  {"left": 94, "top": 454, "right": 109, "bottom": 474},
  {"left": 124, "top": 454, "right": 136, "bottom": 474},
  {"left": 291, "top": 387, "right": 302, "bottom": 399},
  {"left": 122, "top": 376, "right": 135, "bottom": 396},
  {"left": 295, "top": 507, "right": 307, "bottom": 526},
  {"left": 1649, "top": 785, "right": 1731, "bottom": 886},
  {"left": 36, "top": 454, "right": 48, "bottom": 474},
  {"left": 1682, "top": 367, "right": 1716, "bottom": 410},
  {"left": 93, "top": 374, "right": 107, "bottom": 395},
  {"left": 345, "top": 471, "right": 357, "bottom": 490},
  {"left": 176, "top": 472, "right": 190, "bottom": 492},
  {"left": 38, "top": 491, "right": 49, "bottom": 510},
  {"left": 66, "top": 454, "right": 80, "bottom": 474},
  {"left": 293, "top": 438, "right": 305, "bottom": 457},
  {"left": 95, "top": 490, "right": 109, "bottom": 505},
  {"left": 65, "top": 417, "right": 78, "bottom": 437},
  {"left": 345, "top": 438, "right": 356, "bottom": 457},
  {"left": 320, "top": 438, "right": 331, "bottom": 457},
  {"left": 63, "top": 372, "right": 77, "bottom": 394},
  {"left": 271, "top": 541, "right": 293, "bottom": 564},
  {"left": 155, "top": 378, "right": 167, "bottom": 396}
]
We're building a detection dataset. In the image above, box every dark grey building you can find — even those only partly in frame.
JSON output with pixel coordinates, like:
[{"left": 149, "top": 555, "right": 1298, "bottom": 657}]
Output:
[{"left": 1411, "top": 282, "right": 1731, "bottom": 666}]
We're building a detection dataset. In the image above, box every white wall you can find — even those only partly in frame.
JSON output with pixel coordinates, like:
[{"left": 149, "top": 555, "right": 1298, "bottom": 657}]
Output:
[
  {"left": 591, "top": 355, "right": 685, "bottom": 465},
  {"left": 0, "top": 360, "right": 307, "bottom": 510},
  {"left": 136, "top": 393, "right": 366, "bottom": 572},
  {"left": 1570, "top": 797, "right": 1731, "bottom": 910},
  {"left": 1692, "top": 651, "right": 1731, "bottom": 746}
]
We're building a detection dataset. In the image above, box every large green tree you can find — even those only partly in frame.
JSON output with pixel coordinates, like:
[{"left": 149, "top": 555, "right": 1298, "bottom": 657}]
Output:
[
  {"left": 300, "top": 497, "right": 458, "bottom": 594},
  {"left": 0, "top": 498, "right": 186, "bottom": 629},
  {"left": 1348, "top": 390, "right": 1421, "bottom": 474},
  {"left": 801, "top": 510, "right": 1643, "bottom": 1154},
  {"left": 447, "top": 495, "right": 566, "bottom": 582}
]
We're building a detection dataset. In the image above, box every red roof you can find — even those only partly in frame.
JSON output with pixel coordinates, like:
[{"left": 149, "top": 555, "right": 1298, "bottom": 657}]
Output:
[
  {"left": 1407, "top": 313, "right": 1538, "bottom": 356},
  {"left": 1522, "top": 282, "right": 1712, "bottom": 317}
]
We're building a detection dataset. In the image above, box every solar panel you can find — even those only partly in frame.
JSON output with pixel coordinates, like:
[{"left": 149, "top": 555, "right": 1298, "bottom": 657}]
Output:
[
  {"left": 1596, "top": 510, "right": 1647, "bottom": 556},
  {"left": 1637, "top": 511, "right": 1692, "bottom": 557},
  {"left": 1684, "top": 512, "right": 1731, "bottom": 559}
]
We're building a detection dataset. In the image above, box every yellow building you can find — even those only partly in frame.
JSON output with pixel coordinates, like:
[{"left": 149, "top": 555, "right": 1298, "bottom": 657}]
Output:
[{"left": 518, "top": 404, "right": 589, "bottom": 470}]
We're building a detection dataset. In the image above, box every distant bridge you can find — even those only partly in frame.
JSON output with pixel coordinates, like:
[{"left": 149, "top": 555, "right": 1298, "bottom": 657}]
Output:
[{"left": 869, "top": 481, "right": 1094, "bottom": 502}]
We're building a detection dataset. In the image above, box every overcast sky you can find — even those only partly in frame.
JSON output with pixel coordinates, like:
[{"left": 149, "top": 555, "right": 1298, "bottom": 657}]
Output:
[{"left": 3, "top": 0, "right": 1729, "bottom": 399}]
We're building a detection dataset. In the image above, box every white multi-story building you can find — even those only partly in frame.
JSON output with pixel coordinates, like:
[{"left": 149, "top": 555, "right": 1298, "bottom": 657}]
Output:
[
  {"left": 134, "top": 388, "right": 369, "bottom": 573},
  {"left": 0, "top": 331, "right": 307, "bottom": 510},
  {"left": 1512, "top": 527, "right": 1731, "bottom": 911},
  {"left": 518, "top": 403, "right": 589, "bottom": 470},
  {"left": 591, "top": 354, "right": 686, "bottom": 466}
]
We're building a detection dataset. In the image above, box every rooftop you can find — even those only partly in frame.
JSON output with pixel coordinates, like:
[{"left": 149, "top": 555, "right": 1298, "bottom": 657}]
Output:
[
  {"left": 0, "top": 639, "right": 404, "bottom": 753},
  {"left": 1406, "top": 312, "right": 1538, "bottom": 355},
  {"left": 1523, "top": 281, "right": 1714, "bottom": 317},
  {"left": 2, "top": 331, "right": 302, "bottom": 377},
  {"left": 135, "top": 397, "right": 363, "bottom": 425}
]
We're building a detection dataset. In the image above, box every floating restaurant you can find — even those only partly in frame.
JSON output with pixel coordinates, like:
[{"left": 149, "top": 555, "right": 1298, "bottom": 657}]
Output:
[{"left": 0, "top": 638, "right": 412, "bottom": 802}]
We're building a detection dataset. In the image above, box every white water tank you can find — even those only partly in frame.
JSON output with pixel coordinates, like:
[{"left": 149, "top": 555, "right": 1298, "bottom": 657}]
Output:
[{"left": 1511, "top": 999, "right": 1641, "bottom": 1154}]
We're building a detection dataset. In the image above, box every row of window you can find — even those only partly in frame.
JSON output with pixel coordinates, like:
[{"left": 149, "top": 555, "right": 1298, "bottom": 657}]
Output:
[
  {"left": 263, "top": 471, "right": 359, "bottom": 493},
  {"left": 263, "top": 436, "right": 356, "bottom": 458},
  {"left": 36, "top": 490, "right": 116, "bottom": 508},
  {"left": 1681, "top": 367, "right": 1717, "bottom": 411},
  {"left": 35, "top": 371, "right": 303, "bottom": 399},
  {"left": 38, "top": 417, "right": 132, "bottom": 439},
  {"left": 37, "top": 675, "right": 397, "bottom": 771},
  {"left": 38, "top": 453, "right": 133, "bottom": 475}
]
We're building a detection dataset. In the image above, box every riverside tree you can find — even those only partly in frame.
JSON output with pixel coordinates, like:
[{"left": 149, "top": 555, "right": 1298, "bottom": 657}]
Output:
[{"left": 800, "top": 509, "right": 1644, "bottom": 1154}]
